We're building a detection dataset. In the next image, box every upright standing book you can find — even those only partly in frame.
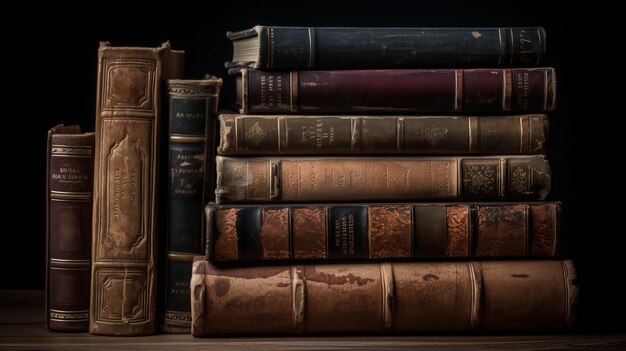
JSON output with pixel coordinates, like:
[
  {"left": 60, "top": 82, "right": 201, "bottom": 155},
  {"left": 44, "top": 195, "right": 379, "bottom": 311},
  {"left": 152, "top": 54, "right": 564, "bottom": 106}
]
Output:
[
  {"left": 90, "top": 42, "right": 184, "bottom": 336},
  {"left": 46, "top": 125, "right": 94, "bottom": 331},
  {"left": 163, "top": 77, "right": 222, "bottom": 333}
]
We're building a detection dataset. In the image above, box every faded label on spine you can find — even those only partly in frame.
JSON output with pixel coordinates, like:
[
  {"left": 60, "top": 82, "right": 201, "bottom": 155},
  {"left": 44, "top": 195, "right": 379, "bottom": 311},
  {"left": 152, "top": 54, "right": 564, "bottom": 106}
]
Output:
[{"left": 106, "top": 135, "right": 144, "bottom": 253}]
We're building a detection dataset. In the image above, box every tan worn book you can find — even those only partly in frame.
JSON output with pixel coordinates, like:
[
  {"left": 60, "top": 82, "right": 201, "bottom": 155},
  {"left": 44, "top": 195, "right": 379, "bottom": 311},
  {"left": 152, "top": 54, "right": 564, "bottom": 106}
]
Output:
[
  {"left": 90, "top": 42, "right": 184, "bottom": 336},
  {"left": 191, "top": 260, "right": 577, "bottom": 335},
  {"left": 217, "top": 114, "right": 549, "bottom": 156},
  {"left": 215, "top": 156, "right": 550, "bottom": 203}
]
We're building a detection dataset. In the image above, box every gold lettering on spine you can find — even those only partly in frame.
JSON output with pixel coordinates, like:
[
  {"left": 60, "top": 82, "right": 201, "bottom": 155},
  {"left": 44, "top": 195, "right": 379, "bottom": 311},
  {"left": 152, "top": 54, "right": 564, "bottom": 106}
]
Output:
[
  {"left": 106, "top": 134, "right": 144, "bottom": 250},
  {"left": 247, "top": 160, "right": 271, "bottom": 201},
  {"left": 515, "top": 69, "right": 531, "bottom": 111},
  {"left": 51, "top": 167, "right": 90, "bottom": 182}
]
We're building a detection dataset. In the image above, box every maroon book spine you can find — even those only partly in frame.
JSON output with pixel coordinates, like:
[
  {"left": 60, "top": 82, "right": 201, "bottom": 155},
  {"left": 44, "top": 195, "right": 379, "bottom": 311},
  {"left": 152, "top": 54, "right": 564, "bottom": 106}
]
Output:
[
  {"left": 236, "top": 68, "right": 556, "bottom": 114},
  {"left": 46, "top": 125, "right": 94, "bottom": 331}
]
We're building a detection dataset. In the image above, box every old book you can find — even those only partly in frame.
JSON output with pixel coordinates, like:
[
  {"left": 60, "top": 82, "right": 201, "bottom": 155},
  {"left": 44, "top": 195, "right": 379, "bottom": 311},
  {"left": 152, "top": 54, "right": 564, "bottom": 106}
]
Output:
[
  {"left": 227, "top": 26, "right": 546, "bottom": 69},
  {"left": 218, "top": 114, "right": 549, "bottom": 155},
  {"left": 215, "top": 155, "right": 550, "bottom": 203},
  {"left": 163, "top": 77, "right": 222, "bottom": 333},
  {"left": 233, "top": 68, "right": 556, "bottom": 114},
  {"left": 205, "top": 202, "right": 560, "bottom": 261},
  {"left": 90, "top": 42, "right": 184, "bottom": 336},
  {"left": 46, "top": 125, "right": 94, "bottom": 332},
  {"left": 191, "top": 260, "right": 577, "bottom": 335}
]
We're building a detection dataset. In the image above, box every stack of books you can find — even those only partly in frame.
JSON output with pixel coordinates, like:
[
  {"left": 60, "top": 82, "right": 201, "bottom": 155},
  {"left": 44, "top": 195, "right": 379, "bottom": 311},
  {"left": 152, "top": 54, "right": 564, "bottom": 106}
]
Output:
[
  {"left": 191, "top": 26, "right": 577, "bottom": 335},
  {"left": 43, "top": 26, "right": 578, "bottom": 337}
]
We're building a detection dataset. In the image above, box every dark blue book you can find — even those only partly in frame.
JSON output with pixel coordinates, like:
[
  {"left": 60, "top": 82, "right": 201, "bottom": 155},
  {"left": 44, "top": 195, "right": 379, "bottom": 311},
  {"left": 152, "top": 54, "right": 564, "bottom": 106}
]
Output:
[{"left": 227, "top": 26, "right": 546, "bottom": 69}]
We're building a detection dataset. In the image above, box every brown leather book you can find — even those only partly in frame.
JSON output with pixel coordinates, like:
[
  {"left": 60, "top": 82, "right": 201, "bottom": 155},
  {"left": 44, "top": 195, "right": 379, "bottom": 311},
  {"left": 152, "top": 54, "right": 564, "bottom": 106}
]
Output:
[
  {"left": 90, "top": 42, "right": 184, "bottom": 336},
  {"left": 218, "top": 114, "right": 549, "bottom": 155},
  {"left": 191, "top": 260, "right": 577, "bottom": 335},
  {"left": 205, "top": 202, "right": 560, "bottom": 261},
  {"left": 215, "top": 155, "right": 550, "bottom": 203},
  {"left": 46, "top": 125, "right": 94, "bottom": 332},
  {"left": 233, "top": 68, "right": 556, "bottom": 114},
  {"left": 163, "top": 77, "right": 222, "bottom": 333}
]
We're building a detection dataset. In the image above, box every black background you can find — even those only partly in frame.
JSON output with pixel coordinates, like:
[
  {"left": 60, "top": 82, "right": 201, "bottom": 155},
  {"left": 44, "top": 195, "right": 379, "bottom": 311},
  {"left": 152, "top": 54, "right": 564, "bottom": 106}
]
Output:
[{"left": 5, "top": 0, "right": 622, "bottom": 332}]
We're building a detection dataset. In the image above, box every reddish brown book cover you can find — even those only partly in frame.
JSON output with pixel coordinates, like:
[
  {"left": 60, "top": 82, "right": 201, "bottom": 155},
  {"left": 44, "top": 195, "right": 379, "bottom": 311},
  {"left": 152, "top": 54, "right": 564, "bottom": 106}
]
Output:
[
  {"left": 234, "top": 68, "right": 556, "bottom": 114},
  {"left": 191, "top": 260, "right": 577, "bottom": 335},
  {"left": 205, "top": 202, "right": 560, "bottom": 261},
  {"left": 46, "top": 125, "right": 94, "bottom": 331},
  {"left": 215, "top": 156, "right": 550, "bottom": 203}
]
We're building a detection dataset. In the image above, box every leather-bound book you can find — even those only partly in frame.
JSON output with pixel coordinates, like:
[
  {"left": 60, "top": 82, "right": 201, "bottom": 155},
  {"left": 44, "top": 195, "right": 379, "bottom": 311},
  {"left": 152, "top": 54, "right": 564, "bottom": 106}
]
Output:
[
  {"left": 90, "top": 42, "right": 184, "bottom": 336},
  {"left": 205, "top": 202, "right": 560, "bottom": 261},
  {"left": 233, "top": 68, "right": 556, "bottom": 114},
  {"left": 163, "top": 77, "right": 222, "bottom": 333},
  {"left": 215, "top": 155, "right": 550, "bottom": 203},
  {"left": 218, "top": 114, "right": 549, "bottom": 156},
  {"left": 46, "top": 125, "right": 94, "bottom": 332},
  {"left": 226, "top": 26, "right": 546, "bottom": 69},
  {"left": 191, "top": 260, "right": 577, "bottom": 335}
]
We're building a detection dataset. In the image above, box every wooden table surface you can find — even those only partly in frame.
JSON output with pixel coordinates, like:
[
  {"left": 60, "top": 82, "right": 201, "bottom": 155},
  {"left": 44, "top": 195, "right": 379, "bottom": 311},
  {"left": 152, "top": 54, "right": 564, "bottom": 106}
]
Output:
[{"left": 1, "top": 290, "right": 624, "bottom": 351}]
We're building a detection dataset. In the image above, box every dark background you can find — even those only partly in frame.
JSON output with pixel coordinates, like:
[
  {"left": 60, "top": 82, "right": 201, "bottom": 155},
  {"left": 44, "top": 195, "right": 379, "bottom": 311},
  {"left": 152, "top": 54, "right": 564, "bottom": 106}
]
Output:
[{"left": 5, "top": 0, "right": 622, "bottom": 332}]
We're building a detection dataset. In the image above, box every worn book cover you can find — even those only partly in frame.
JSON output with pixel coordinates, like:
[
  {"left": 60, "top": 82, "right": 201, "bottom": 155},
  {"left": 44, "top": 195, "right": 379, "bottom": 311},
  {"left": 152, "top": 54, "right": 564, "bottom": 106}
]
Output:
[
  {"left": 234, "top": 68, "right": 556, "bottom": 114},
  {"left": 218, "top": 114, "right": 549, "bottom": 155},
  {"left": 215, "top": 156, "right": 550, "bottom": 203},
  {"left": 205, "top": 202, "right": 560, "bottom": 261},
  {"left": 46, "top": 125, "right": 94, "bottom": 331},
  {"left": 163, "top": 77, "right": 222, "bottom": 333},
  {"left": 90, "top": 42, "right": 184, "bottom": 336},
  {"left": 191, "top": 260, "right": 577, "bottom": 335},
  {"left": 227, "top": 26, "right": 546, "bottom": 69}
]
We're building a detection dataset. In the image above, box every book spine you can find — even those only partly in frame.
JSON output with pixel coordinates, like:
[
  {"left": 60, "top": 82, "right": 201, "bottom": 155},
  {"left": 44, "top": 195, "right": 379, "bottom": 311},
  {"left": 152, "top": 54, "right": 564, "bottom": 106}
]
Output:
[
  {"left": 253, "top": 27, "right": 546, "bottom": 69},
  {"left": 163, "top": 78, "right": 222, "bottom": 333},
  {"left": 239, "top": 68, "right": 556, "bottom": 114},
  {"left": 205, "top": 203, "right": 559, "bottom": 261},
  {"left": 90, "top": 42, "right": 184, "bottom": 336},
  {"left": 214, "top": 156, "right": 550, "bottom": 203},
  {"left": 218, "top": 114, "right": 548, "bottom": 155},
  {"left": 191, "top": 260, "right": 577, "bottom": 335},
  {"left": 46, "top": 125, "right": 94, "bottom": 331}
]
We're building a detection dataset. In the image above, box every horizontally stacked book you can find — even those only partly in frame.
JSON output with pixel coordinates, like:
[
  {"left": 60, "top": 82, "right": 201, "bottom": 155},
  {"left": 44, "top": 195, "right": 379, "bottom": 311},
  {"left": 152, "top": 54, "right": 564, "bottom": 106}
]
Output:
[{"left": 192, "top": 26, "right": 577, "bottom": 335}]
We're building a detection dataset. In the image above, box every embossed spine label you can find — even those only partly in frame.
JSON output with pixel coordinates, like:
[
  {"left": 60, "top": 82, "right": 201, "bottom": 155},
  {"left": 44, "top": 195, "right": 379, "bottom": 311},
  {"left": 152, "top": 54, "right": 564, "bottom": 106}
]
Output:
[
  {"left": 106, "top": 135, "right": 144, "bottom": 255},
  {"left": 329, "top": 206, "right": 368, "bottom": 259}
]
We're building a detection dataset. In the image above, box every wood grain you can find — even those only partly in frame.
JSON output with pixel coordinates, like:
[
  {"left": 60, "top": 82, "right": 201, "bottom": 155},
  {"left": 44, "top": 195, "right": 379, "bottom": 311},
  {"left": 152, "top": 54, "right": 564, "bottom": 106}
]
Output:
[{"left": 0, "top": 290, "right": 624, "bottom": 351}]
